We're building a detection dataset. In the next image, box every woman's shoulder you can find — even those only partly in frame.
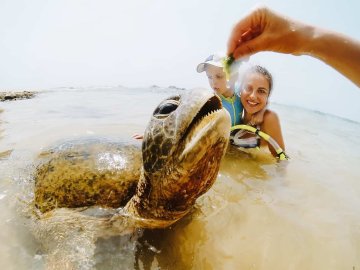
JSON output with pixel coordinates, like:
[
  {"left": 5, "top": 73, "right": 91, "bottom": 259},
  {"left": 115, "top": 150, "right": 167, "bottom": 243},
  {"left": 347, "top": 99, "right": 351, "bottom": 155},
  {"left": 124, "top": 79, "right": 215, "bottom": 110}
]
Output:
[{"left": 261, "top": 109, "right": 285, "bottom": 153}]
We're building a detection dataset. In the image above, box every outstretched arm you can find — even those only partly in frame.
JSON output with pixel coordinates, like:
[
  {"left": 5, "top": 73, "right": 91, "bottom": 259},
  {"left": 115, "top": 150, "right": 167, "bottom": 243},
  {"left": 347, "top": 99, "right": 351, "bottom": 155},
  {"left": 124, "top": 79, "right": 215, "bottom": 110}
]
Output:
[{"left": 227, "top": 6, "right": 360, "bottom": 87}]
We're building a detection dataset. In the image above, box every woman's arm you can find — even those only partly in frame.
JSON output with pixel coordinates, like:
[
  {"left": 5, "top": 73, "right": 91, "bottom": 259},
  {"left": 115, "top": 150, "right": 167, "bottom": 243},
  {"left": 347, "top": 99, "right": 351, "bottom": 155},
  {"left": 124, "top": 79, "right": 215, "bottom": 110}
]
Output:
[
  {"left": 227, "top": 6, "right": 360, "bottom": 87},
  {"left": 260, "top": 110, "right": 285, "bottom": 157}
]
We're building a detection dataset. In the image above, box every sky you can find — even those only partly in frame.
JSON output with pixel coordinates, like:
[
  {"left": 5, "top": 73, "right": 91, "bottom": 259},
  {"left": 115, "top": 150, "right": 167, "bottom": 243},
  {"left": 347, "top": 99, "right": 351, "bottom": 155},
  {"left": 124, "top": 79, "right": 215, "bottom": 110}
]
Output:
[{"left": 1, "top": 0, "right": 359, "bottom": 122}]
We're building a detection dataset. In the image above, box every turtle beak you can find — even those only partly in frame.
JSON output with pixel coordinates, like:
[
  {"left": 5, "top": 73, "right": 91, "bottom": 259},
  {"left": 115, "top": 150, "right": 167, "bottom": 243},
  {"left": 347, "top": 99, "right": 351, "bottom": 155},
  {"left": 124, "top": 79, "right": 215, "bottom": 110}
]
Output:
[{"left": 179, "top": 108, "right": 230, "bottom": 163}]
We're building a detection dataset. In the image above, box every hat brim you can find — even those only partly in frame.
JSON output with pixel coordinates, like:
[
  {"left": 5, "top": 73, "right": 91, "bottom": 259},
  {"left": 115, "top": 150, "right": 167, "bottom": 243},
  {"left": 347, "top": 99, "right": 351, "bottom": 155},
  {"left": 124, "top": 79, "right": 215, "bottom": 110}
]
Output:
[{"left": 196, "top": 61, "right": 224, "bottom": 73}]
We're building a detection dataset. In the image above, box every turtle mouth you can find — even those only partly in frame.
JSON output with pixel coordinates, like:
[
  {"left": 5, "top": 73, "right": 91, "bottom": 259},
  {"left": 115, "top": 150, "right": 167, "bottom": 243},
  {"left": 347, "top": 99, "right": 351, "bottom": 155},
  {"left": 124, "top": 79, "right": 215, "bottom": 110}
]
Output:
[{"left": 183, "top": 94, "right": 222, "bottom": 139}]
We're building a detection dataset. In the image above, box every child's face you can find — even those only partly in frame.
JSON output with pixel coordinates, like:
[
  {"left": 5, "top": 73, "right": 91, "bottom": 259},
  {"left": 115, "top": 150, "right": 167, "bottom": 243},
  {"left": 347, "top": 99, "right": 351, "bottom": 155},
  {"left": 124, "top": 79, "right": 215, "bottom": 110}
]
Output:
[
  {"left": 205, "top": 65, "right": 230, "bottom": 96},
  {"left": 240, "top": 72, "right": 270, "bottom": 115}
]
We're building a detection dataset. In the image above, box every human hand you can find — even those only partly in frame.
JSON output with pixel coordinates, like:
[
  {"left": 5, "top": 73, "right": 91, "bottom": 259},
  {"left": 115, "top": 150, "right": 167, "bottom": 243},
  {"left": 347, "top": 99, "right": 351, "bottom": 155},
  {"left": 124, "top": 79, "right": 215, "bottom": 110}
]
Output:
[
  {"left": 132, "top": 133, "right": 144, "bottom": 140},
  {"left": 227, "top": 6, "right": 310, "bottom": 59}
]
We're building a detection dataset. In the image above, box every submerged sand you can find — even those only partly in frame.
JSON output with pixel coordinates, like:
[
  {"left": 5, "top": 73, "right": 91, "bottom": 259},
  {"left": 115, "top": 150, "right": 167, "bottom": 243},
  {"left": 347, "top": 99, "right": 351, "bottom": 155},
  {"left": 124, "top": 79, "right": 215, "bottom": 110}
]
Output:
[{"left": 0, "top": 86, "right": 359, "bottom": 270}]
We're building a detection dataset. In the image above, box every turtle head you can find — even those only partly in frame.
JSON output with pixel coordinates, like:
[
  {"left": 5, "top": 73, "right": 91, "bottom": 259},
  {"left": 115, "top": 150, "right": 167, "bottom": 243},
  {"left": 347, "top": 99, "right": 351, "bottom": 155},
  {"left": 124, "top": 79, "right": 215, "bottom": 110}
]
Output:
[{"left": 125, "top": 88, "right": 230, "bottom": 226}]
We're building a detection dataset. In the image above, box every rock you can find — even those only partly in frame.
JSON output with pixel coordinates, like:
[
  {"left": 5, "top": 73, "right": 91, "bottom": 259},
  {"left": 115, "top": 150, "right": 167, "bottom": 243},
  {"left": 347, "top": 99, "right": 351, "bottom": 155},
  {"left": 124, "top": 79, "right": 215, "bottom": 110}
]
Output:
[
  {"left": 168, "top": 85, "right": 186, "bottom": 91},
  {"left": 0, "top": 91, "right": 37, "bottom": 101}
]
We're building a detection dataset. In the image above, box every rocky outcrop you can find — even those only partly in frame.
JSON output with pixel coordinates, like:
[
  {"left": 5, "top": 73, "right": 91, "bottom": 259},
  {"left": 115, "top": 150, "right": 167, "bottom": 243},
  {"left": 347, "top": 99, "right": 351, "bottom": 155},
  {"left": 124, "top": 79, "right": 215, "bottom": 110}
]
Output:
[{"left": 0, "top": 91, "right": 37, "bottom": 101}]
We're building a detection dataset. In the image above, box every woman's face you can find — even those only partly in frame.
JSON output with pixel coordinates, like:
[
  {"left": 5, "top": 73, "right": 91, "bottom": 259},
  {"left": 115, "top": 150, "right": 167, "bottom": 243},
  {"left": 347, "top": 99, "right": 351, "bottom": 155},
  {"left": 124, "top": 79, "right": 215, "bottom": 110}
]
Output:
[
  {"left": 240, "top": 72, "right": 270, "bottom": 114},
  {"left": 205, "top": 65, "right": 229, "bottom": 96}
]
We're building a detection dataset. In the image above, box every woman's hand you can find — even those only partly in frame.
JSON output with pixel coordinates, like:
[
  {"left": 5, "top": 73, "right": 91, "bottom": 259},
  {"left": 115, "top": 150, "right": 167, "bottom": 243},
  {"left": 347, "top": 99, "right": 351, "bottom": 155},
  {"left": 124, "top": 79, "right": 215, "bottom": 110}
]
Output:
[
  {"left": 227, "top": 6, "right": 310, "bottom": 59},
  {"left": 132, "top": 133, "right": 144, "bottom": 140}
]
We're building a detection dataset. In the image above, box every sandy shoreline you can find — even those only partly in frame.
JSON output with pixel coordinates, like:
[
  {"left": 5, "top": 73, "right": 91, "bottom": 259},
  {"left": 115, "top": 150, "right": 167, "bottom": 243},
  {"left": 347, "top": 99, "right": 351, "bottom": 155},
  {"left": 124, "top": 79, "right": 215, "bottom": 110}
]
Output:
[{"left": 0, "top": 91, "right": 37, "bottom": 101}]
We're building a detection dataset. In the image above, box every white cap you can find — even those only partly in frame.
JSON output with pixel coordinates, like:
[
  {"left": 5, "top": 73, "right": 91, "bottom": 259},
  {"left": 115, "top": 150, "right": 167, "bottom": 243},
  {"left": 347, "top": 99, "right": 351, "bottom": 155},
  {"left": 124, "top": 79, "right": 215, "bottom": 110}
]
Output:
[{"left": 196, "top": 52, "right": 226, "bottom": 73}]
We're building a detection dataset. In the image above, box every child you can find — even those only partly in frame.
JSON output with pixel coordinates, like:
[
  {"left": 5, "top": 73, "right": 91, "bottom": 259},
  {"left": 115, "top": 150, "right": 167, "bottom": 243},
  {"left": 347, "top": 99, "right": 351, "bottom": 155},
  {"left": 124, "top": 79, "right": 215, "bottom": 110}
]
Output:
[
  {"left": 196, "top": 53, "right": 243, "bottom": 127},
  {"left": 197, "top": 53, "right": 265, "bottom": 127}
]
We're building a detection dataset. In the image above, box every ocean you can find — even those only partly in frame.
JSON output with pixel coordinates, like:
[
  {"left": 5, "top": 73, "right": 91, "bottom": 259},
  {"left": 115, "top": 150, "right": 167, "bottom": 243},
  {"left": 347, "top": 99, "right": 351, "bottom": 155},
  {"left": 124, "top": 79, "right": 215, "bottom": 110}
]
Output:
[{"left": 0, "top": 86, "right": 359, "bottom": 269}]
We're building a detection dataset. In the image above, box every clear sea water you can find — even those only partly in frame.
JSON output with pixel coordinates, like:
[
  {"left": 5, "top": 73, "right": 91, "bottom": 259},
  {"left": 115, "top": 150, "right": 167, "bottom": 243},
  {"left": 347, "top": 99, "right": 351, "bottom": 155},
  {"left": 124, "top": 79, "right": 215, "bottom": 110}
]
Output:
[{"left": 0, "top": 86, "right": 359, "bottom": 269}]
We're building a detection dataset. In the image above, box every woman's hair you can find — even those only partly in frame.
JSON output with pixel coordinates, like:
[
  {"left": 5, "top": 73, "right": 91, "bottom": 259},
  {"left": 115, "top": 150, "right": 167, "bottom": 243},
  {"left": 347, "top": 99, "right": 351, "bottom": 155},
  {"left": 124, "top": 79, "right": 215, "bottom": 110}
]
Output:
[{"left": 243, "top": 65, "right": 273, "bottom": 94}]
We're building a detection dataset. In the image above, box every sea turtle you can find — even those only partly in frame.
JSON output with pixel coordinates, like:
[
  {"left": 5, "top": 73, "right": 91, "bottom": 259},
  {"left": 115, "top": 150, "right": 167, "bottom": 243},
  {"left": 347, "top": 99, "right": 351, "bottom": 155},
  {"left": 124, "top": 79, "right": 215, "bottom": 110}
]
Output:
[{"left": 29, "top": 88, "right": 230, "bottom": 269}]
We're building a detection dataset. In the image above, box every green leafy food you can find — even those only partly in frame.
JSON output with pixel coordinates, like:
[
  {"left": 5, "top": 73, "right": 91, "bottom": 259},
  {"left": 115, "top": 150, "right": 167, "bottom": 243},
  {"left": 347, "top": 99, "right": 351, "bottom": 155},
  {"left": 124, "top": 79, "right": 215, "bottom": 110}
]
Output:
[{"left": 222, "top": 54, "right": 235, "bottom": 80}]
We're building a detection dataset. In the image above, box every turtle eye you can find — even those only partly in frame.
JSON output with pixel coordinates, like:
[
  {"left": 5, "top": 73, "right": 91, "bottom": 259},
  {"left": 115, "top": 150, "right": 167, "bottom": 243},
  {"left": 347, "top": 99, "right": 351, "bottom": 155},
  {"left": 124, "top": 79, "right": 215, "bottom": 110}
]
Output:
[{"left": 153, "top": 100, "right": 179, "bottom": 118}]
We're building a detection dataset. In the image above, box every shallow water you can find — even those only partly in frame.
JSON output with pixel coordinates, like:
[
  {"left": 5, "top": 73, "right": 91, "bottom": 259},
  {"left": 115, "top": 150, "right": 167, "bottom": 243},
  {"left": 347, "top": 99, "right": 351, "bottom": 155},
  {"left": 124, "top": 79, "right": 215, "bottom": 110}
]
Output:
[{"left": 0, "top": 86, "right": 359, "bottom": 270}]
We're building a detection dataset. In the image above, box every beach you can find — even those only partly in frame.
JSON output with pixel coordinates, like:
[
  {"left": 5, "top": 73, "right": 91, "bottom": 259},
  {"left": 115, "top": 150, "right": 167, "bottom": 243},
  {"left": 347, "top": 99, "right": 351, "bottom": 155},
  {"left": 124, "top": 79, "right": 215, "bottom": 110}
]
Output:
[{"left": 0, "top": 86, "right": 359, "bottom": 269}]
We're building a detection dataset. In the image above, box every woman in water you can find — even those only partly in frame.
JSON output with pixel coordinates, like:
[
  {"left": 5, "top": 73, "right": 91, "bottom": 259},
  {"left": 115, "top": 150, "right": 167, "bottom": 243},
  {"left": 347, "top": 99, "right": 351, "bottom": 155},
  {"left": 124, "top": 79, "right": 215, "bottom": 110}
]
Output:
[{"left": 235, "top": 65, "right": 285, "bottom": 157}]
